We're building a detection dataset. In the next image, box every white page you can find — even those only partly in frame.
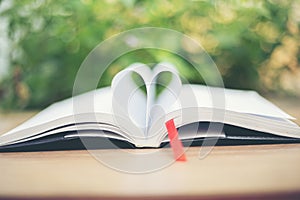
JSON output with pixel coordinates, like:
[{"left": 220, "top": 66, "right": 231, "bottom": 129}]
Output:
[
  {"left": 147, "top": 62, "right": 182, "bottom": 128},
  {"left": 111, "top": 63, "right": 150, "bottom": 132},
  {"left": 3, "top": 87, "right": 114, "bottom": 136},
  {"left": 176, "top": 84, "right": 294, "bottom": 119},
  {"left": 111, "top": 62, "right": 182, "bottom": 136}
]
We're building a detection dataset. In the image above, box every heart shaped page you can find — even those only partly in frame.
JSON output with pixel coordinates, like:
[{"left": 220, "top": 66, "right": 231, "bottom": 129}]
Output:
[{"left": 111, "top": 62, "right": 182, "bottom": 138}]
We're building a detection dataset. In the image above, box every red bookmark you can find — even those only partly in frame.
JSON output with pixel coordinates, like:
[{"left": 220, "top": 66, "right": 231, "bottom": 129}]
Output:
[{"left": 165, "top": 119, "right": 187, "bottom": 162}]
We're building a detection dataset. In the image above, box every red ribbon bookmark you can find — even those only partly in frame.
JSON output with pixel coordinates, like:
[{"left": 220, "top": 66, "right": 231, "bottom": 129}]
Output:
[{"left": 165, "top": 119, "right": 187, "bottom": 162}]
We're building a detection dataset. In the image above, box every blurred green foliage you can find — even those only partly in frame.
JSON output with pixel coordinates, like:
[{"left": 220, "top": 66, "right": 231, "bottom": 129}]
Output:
[{"left": 0, "top": 0, "right": 299, "bottom": 110}]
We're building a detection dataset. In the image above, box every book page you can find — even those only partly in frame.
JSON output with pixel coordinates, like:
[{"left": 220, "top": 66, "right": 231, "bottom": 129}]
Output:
[
  {"left": 3, "top": 87, "right": 114, "bottom": 136},
  {"left": 147, "top": 62, "right": 182, "bottom": 129},
  {"left": 111, "top": 63, "right": 150, "bottom": 134},
  {"left": 111, "top": 62, "right": 182, "bottom": 137},
  {"left": 184, "top": 85, "right": 294, "bottom": 119}
]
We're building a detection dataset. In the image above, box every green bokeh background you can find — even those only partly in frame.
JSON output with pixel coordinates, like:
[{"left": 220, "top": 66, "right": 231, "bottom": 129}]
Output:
[{"left": 0, "top": 0, "right": 299, "bottom": 110}]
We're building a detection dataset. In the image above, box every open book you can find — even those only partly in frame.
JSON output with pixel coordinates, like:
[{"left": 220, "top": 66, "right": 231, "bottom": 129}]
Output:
[{"left": 1, "top": 62, "right": 300, "bottom": 151}]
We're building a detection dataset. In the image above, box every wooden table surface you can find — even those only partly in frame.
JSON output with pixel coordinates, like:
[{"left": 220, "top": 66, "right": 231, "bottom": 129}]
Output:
[{"left": 0, "top": 97, "right": 300, "bottom": 199}]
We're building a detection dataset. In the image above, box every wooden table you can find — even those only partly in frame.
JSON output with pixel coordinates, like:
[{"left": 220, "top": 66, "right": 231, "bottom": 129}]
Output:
[{"left": 0, "top": 97, "right": 300, "bottom": 199}]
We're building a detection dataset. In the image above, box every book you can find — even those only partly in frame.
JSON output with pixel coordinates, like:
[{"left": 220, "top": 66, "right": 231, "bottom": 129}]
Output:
[{"left": 0, "top": 62, "right": 300, "bottom": 151}]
